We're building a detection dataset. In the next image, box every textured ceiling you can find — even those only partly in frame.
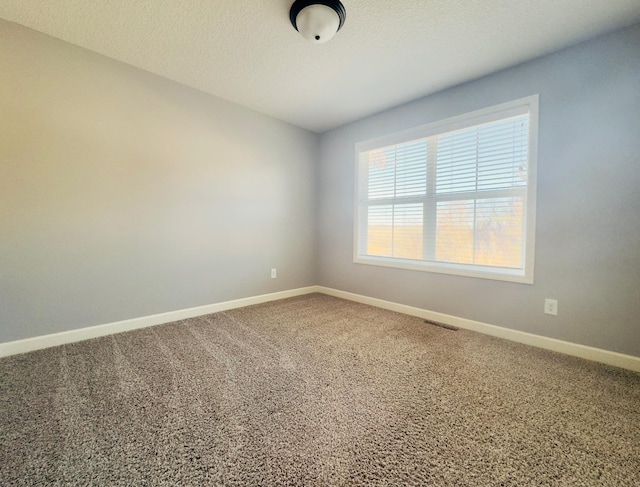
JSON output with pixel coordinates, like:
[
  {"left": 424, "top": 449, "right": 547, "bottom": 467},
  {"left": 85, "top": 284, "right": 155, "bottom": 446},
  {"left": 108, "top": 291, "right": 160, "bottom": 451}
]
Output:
[{"left": 1, "top": 0, "right": 640, "bottom": 132}]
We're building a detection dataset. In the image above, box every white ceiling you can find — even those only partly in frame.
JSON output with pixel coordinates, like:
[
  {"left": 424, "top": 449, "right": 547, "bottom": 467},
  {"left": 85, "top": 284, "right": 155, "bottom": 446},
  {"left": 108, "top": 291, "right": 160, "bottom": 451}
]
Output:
[{"left": 2, "top": 1, "right": 640, "bottom": 133}]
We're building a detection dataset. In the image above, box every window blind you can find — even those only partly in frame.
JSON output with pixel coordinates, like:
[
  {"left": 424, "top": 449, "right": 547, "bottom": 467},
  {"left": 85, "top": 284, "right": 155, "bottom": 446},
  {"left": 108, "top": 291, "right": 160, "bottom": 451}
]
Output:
[{"left": 355, "top": 96, "right": 538, "bottom": 283}]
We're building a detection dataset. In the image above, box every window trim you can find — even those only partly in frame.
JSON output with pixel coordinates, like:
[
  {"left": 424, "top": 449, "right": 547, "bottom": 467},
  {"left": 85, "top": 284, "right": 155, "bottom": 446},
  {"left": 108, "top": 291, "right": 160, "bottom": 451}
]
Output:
[{"left": 353, "top": 95, "right": 539, "bottom": 284}]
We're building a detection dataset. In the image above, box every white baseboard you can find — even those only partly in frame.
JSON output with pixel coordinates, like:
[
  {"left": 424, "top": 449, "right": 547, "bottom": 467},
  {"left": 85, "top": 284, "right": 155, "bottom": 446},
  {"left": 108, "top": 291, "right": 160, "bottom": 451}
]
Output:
[
  {"left": 3, "top": 285, "right": 639, "bottom": 373},
  {"left": 316, "top": 286, "right": 640, "bottom": 373},
  {"left": 0, "top": 286, "right": 318, "bottom": 358}
]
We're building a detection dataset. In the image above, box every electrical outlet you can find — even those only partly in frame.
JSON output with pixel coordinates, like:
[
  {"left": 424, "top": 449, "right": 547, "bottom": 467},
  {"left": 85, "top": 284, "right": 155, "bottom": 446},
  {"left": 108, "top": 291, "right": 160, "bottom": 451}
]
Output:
[
  {"left": 544, "top": 299, "right": 558, "bottom": 316},
  {"left": 271, "top": 268, "right": 277, "bottom": 279}
]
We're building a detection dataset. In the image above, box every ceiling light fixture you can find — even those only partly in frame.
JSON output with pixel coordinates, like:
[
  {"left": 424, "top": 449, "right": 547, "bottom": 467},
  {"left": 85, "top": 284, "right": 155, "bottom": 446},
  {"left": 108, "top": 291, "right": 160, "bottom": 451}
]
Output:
[{"left": 289, "top": 0, "right": 346, "bottom": 44}]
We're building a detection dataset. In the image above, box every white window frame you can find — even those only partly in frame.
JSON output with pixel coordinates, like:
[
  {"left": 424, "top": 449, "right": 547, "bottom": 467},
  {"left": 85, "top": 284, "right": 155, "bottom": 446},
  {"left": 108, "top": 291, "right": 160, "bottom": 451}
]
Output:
[{"left": 353, "top": 95, "right": 539, "bottom": 284}]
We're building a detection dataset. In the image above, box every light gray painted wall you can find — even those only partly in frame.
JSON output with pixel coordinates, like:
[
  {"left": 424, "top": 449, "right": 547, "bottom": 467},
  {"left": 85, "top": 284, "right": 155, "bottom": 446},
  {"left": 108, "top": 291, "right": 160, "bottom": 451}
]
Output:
[
  {"left": 0, "top": 21, "right": 318, "bottom": 343},
  {"left": 3, "top": 19, "right": 639, "bottom": 358},
  {"left": 317, "top": 25, "right": 640, "bottom": 357}
]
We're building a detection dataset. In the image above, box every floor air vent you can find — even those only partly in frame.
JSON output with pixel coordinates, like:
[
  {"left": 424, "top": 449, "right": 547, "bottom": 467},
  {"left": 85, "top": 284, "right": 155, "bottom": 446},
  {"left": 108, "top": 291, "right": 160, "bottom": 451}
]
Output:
[{"left": 424, "top": 319, "right": 459, "bottom": 331}]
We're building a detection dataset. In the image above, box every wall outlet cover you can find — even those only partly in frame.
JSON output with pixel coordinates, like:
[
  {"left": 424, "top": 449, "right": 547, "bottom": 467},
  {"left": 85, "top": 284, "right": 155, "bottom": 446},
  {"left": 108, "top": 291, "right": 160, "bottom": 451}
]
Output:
[{"left": 544, "top": 299, "right": 558, "bottom": 316}]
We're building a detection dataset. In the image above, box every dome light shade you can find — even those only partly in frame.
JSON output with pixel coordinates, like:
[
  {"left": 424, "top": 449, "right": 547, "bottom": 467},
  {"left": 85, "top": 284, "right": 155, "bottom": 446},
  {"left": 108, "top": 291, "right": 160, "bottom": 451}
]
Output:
[{"left": 290, "top": 0, "right": 346, "bottom": 44}]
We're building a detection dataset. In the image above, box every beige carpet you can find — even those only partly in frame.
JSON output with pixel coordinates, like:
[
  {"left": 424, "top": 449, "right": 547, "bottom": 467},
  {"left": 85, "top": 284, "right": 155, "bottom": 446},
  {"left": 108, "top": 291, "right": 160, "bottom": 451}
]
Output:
[{"left": 1, "top": 293, "right": 639, "bottom": 486}]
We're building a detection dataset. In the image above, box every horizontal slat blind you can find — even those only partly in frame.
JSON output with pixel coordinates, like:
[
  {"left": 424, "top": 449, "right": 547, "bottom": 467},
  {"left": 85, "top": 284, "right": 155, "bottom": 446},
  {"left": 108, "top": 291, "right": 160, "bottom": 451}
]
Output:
[
  {"left": 437, "top": 115, "right": 528, "bottom": 194},
  {"left": 356, "top": 99, "right": 535, "bottom": 281}
]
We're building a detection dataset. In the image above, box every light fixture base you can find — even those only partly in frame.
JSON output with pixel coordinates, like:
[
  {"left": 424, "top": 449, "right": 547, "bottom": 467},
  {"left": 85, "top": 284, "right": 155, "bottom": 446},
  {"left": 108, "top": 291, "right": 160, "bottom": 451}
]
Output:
[{"left": 290, "top": 0, "right": 346, "bottom": 43}]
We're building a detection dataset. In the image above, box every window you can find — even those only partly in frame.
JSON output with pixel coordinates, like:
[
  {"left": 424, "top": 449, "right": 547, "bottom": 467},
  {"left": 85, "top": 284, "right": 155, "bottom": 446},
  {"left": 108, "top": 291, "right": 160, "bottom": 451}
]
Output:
[{"left": 354, "top": 96, "right": 538, "bottom": 283}]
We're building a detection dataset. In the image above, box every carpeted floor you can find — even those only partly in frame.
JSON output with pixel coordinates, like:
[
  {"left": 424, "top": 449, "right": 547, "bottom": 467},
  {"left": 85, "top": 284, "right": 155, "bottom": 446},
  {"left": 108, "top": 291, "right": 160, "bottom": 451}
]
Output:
[{"left": 1, "top": 293, "right": 639, "bottom": 486}]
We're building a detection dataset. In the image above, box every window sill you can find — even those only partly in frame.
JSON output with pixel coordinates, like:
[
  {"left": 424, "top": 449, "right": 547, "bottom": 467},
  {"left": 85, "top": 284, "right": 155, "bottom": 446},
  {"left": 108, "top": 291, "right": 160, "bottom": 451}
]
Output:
[{"left": 354, "top": 255, "right": 534, "bottom": 284}]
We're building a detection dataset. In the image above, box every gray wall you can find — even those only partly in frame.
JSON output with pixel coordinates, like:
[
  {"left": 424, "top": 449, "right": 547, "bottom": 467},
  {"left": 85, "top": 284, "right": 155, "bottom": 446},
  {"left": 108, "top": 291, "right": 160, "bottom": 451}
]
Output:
[
  {"left": 317, "top": 25, "right": 640, "bottom": 357},
  {"left": 0, "top": 20, "right": 318, "bottom": 343},
  {"left": 3, "top": 19, "right": 639, "bottom": 358}
]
